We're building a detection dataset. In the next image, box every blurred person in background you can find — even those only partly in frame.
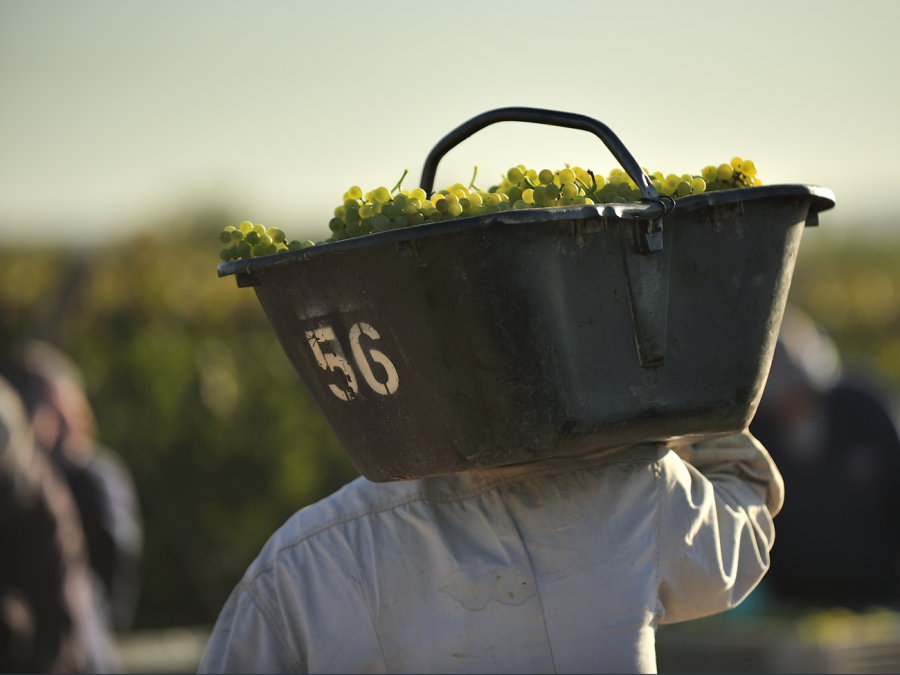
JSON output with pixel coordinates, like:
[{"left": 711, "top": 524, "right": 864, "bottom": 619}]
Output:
[
  {"left": 7, "top": 342, "right": 143, "bottom": 633},
  {"left": 0, "top": 375, "right": 118, "bottom": 673},
  {"left": 750, "top": 305, "right": 900, "bottom": 608}
]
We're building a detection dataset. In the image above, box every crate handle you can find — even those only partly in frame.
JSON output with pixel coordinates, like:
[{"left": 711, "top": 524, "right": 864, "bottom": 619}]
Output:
[{"left": 419, "top": 107, "right": 659, "bottom": 201}]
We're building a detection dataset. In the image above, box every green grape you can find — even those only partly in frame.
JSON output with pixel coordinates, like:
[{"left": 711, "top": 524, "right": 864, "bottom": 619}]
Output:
[
  {"left": 265, "top": 243, "right": 277, "bottom": 255},
  {"left": 572, "top": 195, "right": 586, "bottom": 205},
  {"left": 372, "top": 214, "right": 390, "bottom": 231},
  {"left": 348, "top": 186, "right": 362, "bottom": 199},
  {"left": 239, "top": 221, "right": 253, "bottom": 234},
  {"left": 561, "top": 184, "right": 577, "bottom": 199},
  {"left": 538, "top": 169, "right": 554, "bottom": 185},
  {"left": 485, "top": 193, "right": 501, "bottom": 206},
  {"left": 616, "top": 183, "right": 632, "bottom": 197},
  {"left": 435, "top": 198, "right": 449, "bottom": 213},
  {"left": 329, "top": 217, "right": 344, "bottom": 232},
  {"left": 718, "top": 164, "right": 734, "bottom": 180},
  {"left": 219, "top": 230, "right": 232, "bottom": 243},
  {"left": 224, "top": 225, "right": 236, "bottom": 233},
  {"left": 664, "top": 174, "right": 681, "bottom": 191},
  {"left": 498, "top": 202, "right": 511, "bottom": 211},
  {"left": 525, "top": 169, "right": 538, "bottom": 181},
  {"left": 469, "top": 205, "right": 486, "bottom": 216},
  {"left": 702, "top": 166, "right": 718, "bottom": 182},
  {"left": 448, "top": 202, "right": 463, "bottom": 216},
  {"left": 344, "top": 198, "right": 358, "bottom": 210},
  {"left": 268, "top": 228, "right": 286, "bottom": 244},
  {"left": 288, "top": 240, "right": 303, "bottom": 250},
  {"left": 676, "top": 181, "right": 692, "bottom": 197},
  {"left": 345, "top": 222, "right": 362, "bottom": 238},
  {"left": 652, "top": 171, "right": 664, "bottom": 181},
  {"left": 394, "top": 193, "right": 409, "bottom": 208},
  {"left": 467, "top": 192, "right": 483, "bottom": 206},
  {"left": 542, "top": 198, "right": 558, "bottom": 207},
  {"left": 506, "top": 187, "right": 522, "bottom": 203},
  {"left": 230, "top": 230, "right": 243, "bottom": 242},
  {"left": 251, "top": 245, "right": 266, "bottom": 257},
  {"left": 237, "top": 242, "right": 251, "bottom": 257},
  {"left": 219, "top": 248, "right": 232, "bottom": 261},
  {"left": 559, "top": 168, "right": 576, "bottom": 185},
  {"left": 359, "top": 204, "right": 375, "bottom": 218},
  {"left": 387, "top": 205, "right": 402, "bottom": 219},
  {"left": 345, "top": 208, "right": 361, "bottom": 223},
  {"left": 245, "top": 231, "right": 260, "bottom": 245},
  {"left": 403, "top": 203, "right": 418, "bottom": 215},
  {"left": 652, "top": 179, "right": 662, "bottom": 192},
  {"left": 611, "top": 196, "right": 626, "bottom": 203},
  {"left": 253, "top": 224, "right": 265, "bottom": 234},
  {"left": 522, "top": 189, "right": 535, "bottom": 204},
  {"left": 409, "top": 214, "right": 425, "bottom": 226},
  {"left": 730, "top": 157, "right": 743, "bottom": 170},
  {"left": 410, "top": 188, "right": 427, "bottom": 202},
  {"left": 558, "top": 198, "right": 573, "bottom": 206},
  {"left": 584, "top": 198, "right": 594, "bottom": 205},
  {"left": 680, "top": 174, "right": 692, "bottom": 183},
  {"left": 706, "top": 180, "right": 720, "bottom": 191},
  {"left": 513, "top": 200, "right": 528, "bottom": 210},
  {"left": 444, "top": 193, "right": 459, "bottom": 203},
  {"left": 394, "top": 215, "right": 409, "bottom": 228},
  {"left": 299, "top": 240, "right": 314, "bottom": 248},
  {"left": 334, "top": 205, "right": 346, "bottom": 219},
  {"left": 507, "top": 167, "right": 524, "bottom": 182},
  {"left": 690, "top": 177, "right": 706, "bottom": 194},
  {"left": 258, "top": 233, "right": 273, "bottom": 247},
  {"left": 484, "top": 204, "right": 501, "bottom": 214},
  {"left": 458, "top": 198, "right": 471, "bottom": 211},
  {"left": 360, "top": 218, "right": 373, "bottom": 233},
  {"left": 739, "top": 159, "right": 756, "bottom": 177},
  {"left": 593, "top": 175, "right": 607, "bottom": 189},
  {"left": 451, "top": 189, "right": 467, "bottom": 200},
  {"left": 374, "top": 187, "right": 391, "bottom": 203}
]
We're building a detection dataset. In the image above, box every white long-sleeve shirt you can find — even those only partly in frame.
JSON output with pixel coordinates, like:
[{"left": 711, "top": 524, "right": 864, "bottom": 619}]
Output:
[{"left": 199, "top": 431, "right": 783, "bottom": 674}]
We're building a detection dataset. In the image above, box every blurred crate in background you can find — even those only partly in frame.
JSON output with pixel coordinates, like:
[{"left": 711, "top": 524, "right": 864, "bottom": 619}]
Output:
[{"left": 657, "top": 608, "right": 900, "bottom": 674}]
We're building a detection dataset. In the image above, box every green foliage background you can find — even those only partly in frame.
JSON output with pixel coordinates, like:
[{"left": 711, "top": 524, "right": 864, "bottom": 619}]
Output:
[{"left": 0, "top": 213, "right": 897, "bottom": 629}]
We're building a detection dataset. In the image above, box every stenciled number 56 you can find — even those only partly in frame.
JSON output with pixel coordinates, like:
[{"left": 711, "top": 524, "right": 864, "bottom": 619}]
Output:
[{"left": 304, "top": 323, "right": 399, "bottom": 401}]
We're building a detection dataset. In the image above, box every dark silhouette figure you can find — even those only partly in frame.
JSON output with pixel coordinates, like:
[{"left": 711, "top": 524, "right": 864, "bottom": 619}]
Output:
[{"left": 750, "top": 307, "right": 900, "bottom": 607}]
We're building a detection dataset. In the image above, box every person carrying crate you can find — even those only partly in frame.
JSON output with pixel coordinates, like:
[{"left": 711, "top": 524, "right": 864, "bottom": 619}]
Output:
[{"left": 199, "top": 430, "right": 782, "bottom": 673}]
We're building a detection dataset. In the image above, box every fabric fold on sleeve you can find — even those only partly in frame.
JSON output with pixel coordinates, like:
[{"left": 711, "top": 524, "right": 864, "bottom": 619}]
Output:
[{"left": 657, "top": 431, "right": 783, "bottom": 625}]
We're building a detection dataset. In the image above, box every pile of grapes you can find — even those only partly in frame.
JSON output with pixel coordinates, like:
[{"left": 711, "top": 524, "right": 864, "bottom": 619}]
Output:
[{"left": 218, "top": 157, "right": 759, "bottom": 261}]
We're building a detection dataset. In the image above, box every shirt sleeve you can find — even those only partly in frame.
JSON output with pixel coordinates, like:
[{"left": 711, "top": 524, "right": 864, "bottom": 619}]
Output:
[
  {"left": 657, "top": 431, "right": 783, "bottom": 624},
  {"left": 198, "top": 580, "right": 300, "bottom": 674}
]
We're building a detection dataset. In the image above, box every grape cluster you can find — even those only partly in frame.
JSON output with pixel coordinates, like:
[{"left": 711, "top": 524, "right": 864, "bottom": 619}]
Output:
[
  {"left": 216, "top": 157, "right": 761, "bottom": 258},
  {"left": 218, "top": 222, "right": 314, "bottom": 262}
]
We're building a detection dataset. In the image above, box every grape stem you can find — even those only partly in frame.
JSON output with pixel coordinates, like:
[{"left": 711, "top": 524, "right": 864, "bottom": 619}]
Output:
[
  {"left": 391, "top": 169, "right": 409, "bottom": 194},
  {"left": 468, "top": 166, "right": 480, "bottom": 191}
]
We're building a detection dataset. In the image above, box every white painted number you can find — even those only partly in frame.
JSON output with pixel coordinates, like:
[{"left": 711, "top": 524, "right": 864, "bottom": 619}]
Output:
[
  {"left": 349, "top": 323, "right": 399, "bottom": 395},
  {"left": 305, "top": 322, "right": 399, "bottom": 400},
  {"left": 305, "top": 326, "right": 359, "bottom": 401}
]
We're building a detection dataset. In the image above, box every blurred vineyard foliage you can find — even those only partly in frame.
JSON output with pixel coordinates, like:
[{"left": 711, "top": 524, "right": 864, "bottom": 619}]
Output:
[
  {"left": 0, "top": 210, "right": 360, "bottom": 628},
  {"left": 0, "top": 213, "right": 898, "bottom": 629}
]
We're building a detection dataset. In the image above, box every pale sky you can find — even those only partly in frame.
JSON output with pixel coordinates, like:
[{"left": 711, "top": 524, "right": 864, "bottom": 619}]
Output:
[{"left": 1, "top": 1, "right": 898, "bottom": 245}]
